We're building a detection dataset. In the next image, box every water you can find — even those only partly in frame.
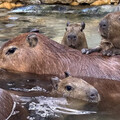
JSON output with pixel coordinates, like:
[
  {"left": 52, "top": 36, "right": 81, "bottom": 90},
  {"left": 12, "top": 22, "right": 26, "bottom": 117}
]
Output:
[
  {"left": 0, "top": 6, "right": 118, "bottom": 120},
  {"left": 0, "top": 8, "right": 101, "bottom": 47}
]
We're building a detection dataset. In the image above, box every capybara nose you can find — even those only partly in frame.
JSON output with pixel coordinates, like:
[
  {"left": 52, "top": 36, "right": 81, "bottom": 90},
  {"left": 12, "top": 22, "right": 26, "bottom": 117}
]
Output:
[
  {"left": 88, "top": 89, "right": 100, "bottom": 102},
  {"left": 68, "top": 34, "right": 77, "bottom": 40},
  {"left": 99, "top": 19, "right": 108, "bottom": 29}
]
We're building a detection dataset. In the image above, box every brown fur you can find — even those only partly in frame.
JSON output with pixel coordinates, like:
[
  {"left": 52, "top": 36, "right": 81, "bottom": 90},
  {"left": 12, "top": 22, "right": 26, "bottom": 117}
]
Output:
[
  {"left": 82, "top": 12, "right": 120, "bottom": 56},
  {"left": 51, "top": 76, "right": 100, "bottom": 103},
  {"left": 57, "top": 75, "right": 120, "bottom": 111},
  {"left": 62, "top": 23, "right": 88, "bottom": 50},
  {"left": 80, "top": 76, "right": 120, "bottom": 111},
  {"left": 0, "top": 33, "right": 120, "bottom": 80},
  {"left": 0, "top": 88, "right": 28, "bottom": 120},
  {"left": 99, "top": 12, "right": 120, "bottom": 49}
]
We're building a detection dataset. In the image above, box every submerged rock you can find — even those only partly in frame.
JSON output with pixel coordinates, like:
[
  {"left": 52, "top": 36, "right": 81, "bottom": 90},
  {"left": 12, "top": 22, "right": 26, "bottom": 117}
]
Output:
[
  {"left": 8, "top": 4, "right": 75, "bottom": 14},
  {"left": 79, "top": 5, "right": 120, "bottom": 15},
  {"left": 9, "top": 4, "right": 120, "bottom": 15}
]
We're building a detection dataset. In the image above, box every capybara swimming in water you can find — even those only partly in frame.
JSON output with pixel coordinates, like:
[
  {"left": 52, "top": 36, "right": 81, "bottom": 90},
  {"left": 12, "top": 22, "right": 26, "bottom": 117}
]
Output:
[
  {"left": 51, "top": 72, "right": 100, "bottom": 103},
  {"left": 0, "top": 32, "right": 120, "bottom": 79}
]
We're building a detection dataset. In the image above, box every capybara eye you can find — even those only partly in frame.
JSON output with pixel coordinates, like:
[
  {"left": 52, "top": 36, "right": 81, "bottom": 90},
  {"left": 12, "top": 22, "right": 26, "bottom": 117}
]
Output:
[
  {"left": 65, "top": 85, "right": 73, "bottom": 91},
  {"left": 6, "top": 47, "right": 17, "bottom": 55}
]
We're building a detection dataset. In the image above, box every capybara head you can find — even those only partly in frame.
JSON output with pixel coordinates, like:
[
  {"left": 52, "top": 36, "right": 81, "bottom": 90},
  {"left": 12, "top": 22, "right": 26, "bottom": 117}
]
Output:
[
  {"left": 51, "top": 73, "right": 100, "bottom": 103},
  {"left": 99, "top": 12, "right": 120, "bottom": 40},
  {"left": 0, "top": 33, "right": 40, "bottom": 73},
  {"left": 62, "top": 22, "right": 88, "bottom": 50}
]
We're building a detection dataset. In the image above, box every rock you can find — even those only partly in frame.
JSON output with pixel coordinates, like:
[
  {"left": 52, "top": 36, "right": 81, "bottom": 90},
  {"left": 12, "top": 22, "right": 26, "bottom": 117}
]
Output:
[
  {"left": 19, "top": 0, "right": 41, "bottom": 4},
  {"left": 91, "top": 0, "right": 119, "bottom": 6},
  {"left": 91, "top": 0, "right": 111, "bottom": 6},
  {"left": 79, "top": 5, "right": 120, "bottom": 15},
  {"left": 41, "top": 0, "right": 73, "bottom": 4},
  {"left": 77, "top": 0, "right": 96, "bottom": 4},
  {"left": 9, "top": 4, "right": 120, "bottom": 15},
  {"left": 0, "top": 0, "right": 17, "bottom": 3},
  {"left": 70, "top": 1, "right": 79, "bottom": 6},
  {"left": 0, "top": 2, "right": 23, "bottom": 9},
  {"left": 9, "top": 4, "right": 75, "bottom": 14}
]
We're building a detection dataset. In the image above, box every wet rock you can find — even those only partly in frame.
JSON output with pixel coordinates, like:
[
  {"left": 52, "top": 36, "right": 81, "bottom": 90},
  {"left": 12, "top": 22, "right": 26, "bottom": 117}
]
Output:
[
  {"left": 79, "top": 5, "right": 120, "bottom": 15},
  {"left": 8, "top": 4, "right": 75, "bottom": 14},
  {"left": 9, "top": 4, "right": 120, "bottom": 15}
]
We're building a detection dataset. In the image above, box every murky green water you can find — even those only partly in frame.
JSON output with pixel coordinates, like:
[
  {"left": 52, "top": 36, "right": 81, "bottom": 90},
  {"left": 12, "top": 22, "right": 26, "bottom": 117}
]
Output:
[{"left": 0, "top": 7, "right": 119, "bottom": 120}]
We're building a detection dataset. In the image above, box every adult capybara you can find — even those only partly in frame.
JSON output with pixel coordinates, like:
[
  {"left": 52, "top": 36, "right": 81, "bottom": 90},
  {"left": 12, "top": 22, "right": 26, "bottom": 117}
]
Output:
[
  {"left": 61, "top": 22, "right": 88, "bottom": 50},
  {"left": 0, "top": 32, "right": 120, "bottom": 79},
  {"left": 0, "top": 88, "right": 28, "bottom": 120},
  {"left": 82, "top": 12, "right": 120, "bottom": 56},
  {"left": 51, "top": 73, "right": 100, "bottom": 103}
]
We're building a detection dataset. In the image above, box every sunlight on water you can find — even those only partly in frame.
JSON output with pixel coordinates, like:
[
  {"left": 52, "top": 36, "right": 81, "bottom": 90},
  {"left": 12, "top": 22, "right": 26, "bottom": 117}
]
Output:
[{"left": 28, "top": 96, "right": 96, "bottom": 119}]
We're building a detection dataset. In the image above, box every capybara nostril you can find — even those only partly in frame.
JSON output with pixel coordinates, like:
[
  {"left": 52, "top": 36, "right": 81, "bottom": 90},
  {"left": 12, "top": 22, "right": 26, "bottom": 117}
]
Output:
[
  {"left": 88, "top": 89, "right": 100, "bottom": 102},
  {"left": 68, "top": 34, "right": 77, "bottom": 40},
  {"left": 99, "top": 19, "right": 108, "bottom": 29}
]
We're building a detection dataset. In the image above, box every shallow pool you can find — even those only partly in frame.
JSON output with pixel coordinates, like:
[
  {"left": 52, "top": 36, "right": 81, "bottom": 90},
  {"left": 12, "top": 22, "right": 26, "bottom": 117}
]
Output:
[{"left": 0, "top": 6, "right": 119, "bottom": 120}]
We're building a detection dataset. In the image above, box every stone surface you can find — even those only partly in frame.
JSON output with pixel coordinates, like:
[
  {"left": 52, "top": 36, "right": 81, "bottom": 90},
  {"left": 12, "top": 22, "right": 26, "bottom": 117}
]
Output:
[
  {"left": 41, "top": 0, "right": 73, "bottom": 4},
  {"left": 77, "top": 0, "right": 96, "bottom": 4},
  {"left": 20, "top": 0, "right": 41, "bottom": 4},
  {"left": 9, "top": 4, "right": 120, "bottom": 15}
]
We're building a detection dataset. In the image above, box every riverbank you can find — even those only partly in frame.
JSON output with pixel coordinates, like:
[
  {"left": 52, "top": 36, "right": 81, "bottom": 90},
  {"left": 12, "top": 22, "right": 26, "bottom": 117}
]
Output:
[{"left": 0, "top": 0, "right": 119, "bottom": 9}]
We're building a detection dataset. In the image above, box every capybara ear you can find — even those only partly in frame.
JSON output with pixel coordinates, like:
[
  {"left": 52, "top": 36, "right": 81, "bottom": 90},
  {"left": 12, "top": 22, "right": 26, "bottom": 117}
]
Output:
[
  {"left": 30, "top": 28, "right": 40, "bottom": 33},
  {"left": 26, "top": 34, "right": 38, "bottom": 47},
  {"left": 51, "top": 77, "right": 60, "bottom": 90},
  {"left": 81, "top": 22, "right": 85, "bottom": 32},
  {"left": 66, "top": 22, "right": 70, "bottom": 26},
  {"left": 64, "top": 72, "right": 70, "bottom": 77}
]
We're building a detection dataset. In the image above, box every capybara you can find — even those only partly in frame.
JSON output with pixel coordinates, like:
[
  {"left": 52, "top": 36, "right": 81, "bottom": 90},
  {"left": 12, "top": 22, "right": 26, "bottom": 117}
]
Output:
[
  {"left": 82, "top": 12, "right": 120, "bottom": 56},
  {"left": 0, "top": 88, "right": 28, "bottom": 120},
  {"left": 61, "top": 22, "right": 88, "bottom": 50},
  {"left": 53, "top": 73, "right": 120, "bottom": 111},
  {"left": 71, "top": 76, "right": 120, "bottom": 111},
  {"left": 51, "top": 74, "right": 100, "bottom": 103},
  {"left": 0, "top": 32, "right": 120, "bottom": 80}
]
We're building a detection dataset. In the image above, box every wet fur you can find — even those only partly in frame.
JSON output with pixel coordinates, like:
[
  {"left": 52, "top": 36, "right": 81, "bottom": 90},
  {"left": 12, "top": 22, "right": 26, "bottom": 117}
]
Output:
[{"left": 0, "top": 33, "right": 120, "bottom": 80}]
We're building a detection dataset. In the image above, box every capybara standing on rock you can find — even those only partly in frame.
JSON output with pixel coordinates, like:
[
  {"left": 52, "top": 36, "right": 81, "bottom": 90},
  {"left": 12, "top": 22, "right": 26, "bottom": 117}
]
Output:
[
  {"left": 82, "top": 12, "right": 120, "bottom": 56},
  {"left": 62, "top": 22, "right": 88, "bottom": 50},
  {"left": 0, "top": 32, "right": 120, "bottom": 79}
]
